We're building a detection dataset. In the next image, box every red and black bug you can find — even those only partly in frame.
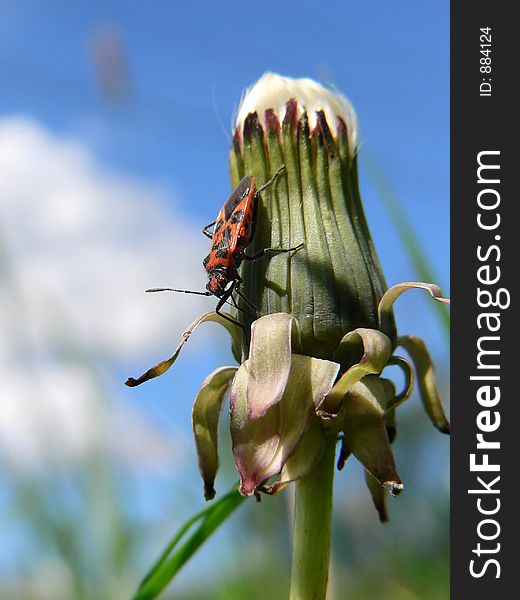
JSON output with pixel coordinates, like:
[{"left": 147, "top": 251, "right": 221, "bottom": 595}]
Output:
[{"left": 147, "top": 165, "right": 302, "bottom": 329}]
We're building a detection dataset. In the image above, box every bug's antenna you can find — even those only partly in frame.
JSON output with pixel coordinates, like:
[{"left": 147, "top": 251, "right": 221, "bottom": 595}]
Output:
[
  {"left": 146, "top": 287, "right": 255, "bottom": 319},
  {"left": 211, "top": 83, "right": 231, "bottom": 144},
  {"left": 146, "top": 288, "right": 212, "bottom": 296}
]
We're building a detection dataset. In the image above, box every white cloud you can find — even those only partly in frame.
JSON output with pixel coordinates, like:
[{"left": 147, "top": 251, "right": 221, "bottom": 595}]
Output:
[
  {"left": 0, "top": 363, "right": 107, "bottom": 470},
  {"left": 0, "top": 116, "right": 213, "bottom": 471},
  {"left": 0, "top": 360, "right": 184, "bottom": 472},
  {"left": 0, "top": 116, "right": 211, "bottom": 360}
]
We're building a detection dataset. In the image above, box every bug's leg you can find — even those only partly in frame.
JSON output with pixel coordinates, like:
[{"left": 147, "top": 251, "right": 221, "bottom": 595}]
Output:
[
  {"left": 202, "top": 221, "right": 216, "bottom": 239},
  {"left": 255, "top": 164, "right": 286, "bottom": 195},
  {"left": 232, "top": 288, "right": 258, "bottom": 319},
  {"left": 243, "top": 242, "right": 304, "bottom": 262},
  {"left": 215, "top": 284, "right": 246, "bottom": 332},
  {"left": 233, "top": 275, "right": 258, "bottom": 315},
  {"left": 224, "top": 289, "right": 256, "bottom": 320},
  {"left": 255, "top": 165, "right": 285, "bottom": 195},
  {"left": 234, "top": 286, "right": 258, "bottom": 318}
]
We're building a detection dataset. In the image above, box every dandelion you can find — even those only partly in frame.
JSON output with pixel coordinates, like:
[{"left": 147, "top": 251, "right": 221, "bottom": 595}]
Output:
[{"left": 127, "top": 72, "right": 449, "bottom": 600}]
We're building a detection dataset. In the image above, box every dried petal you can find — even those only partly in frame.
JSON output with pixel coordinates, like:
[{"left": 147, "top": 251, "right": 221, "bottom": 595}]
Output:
[
  {"left": 248, "top": 313, "right": 301, "bottom": 419},
  {"left": 192, "top": 366, "right": 237, "bottom": 500},
  {"left": 125, "top": 311, "right": 242, "bottom": 387},
  {"left": 398, "top": 335, "right": 450, "bottom": 433},
  {"left": 385, "top": 355, "right": 414, "bottom": 411},
  {"left": 379, "top": 377, "right": 398, "bottom": 443},
  {"left": 378, "top": 282, "right": 450, "bottom": 335},
  {"left": 365, "top": 471, "right": 388, "bottom": 523},
  {"left": 262, "top": 419, "right": 327, "bottom": 495},
  {"left": 338, "top": 378, "right": 402, "bottom": 495},
  {"left": 231, "top": 354, "right": 339, "bottom": 496},
  {"left": 323, "top": 328, "right": 393, "bottom": 413},
  {"left": 386, "top": 407, "right": 397, "bottom": 444}
]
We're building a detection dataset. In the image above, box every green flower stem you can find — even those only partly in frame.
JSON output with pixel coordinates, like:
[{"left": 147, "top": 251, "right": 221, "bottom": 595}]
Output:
[{"left": 289, "top": 438, "right": 336, "bottom": 600}]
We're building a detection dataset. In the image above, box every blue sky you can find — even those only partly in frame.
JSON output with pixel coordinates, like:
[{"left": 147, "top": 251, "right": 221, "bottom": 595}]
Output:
[
  {"left": 0, "top": 1, "right": 449, "bottom": 594},
  {"left": 2, "top": 0, "right": 450, "bottom": 340}
]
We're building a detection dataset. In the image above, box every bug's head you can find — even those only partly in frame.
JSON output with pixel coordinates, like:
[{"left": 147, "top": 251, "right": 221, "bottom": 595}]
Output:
[{"left": 206, "top": 267, "right": 231, "bottom": 297}]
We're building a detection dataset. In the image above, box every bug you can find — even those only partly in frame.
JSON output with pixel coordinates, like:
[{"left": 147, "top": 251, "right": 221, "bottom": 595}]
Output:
[{"left": 147, "top": 164, "right": 303, "bottom": 329}]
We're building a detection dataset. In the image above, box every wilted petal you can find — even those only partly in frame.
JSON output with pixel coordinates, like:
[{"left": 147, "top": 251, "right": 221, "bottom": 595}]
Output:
[
  {"left": 261, "top": 419, "right": 327, "bottom": 495},
  {"left": 338, "top": 377, "right": 402, "bottom": 495},
  {"left": 385, "top": 405, "right": 397, "bottom": 444},
  {"left": 125, "top": 311, "right": 242, "bottom": 386},
  {"left": 230, "top": 361, "right": 278, "bottom": 495},
  {"left": 362, "top": 378, "right": 397, "bottom": 522},
  {"left": 377, "top": 376, "right": 397, "bottom": 409},
  {"left": 231, "top": 354, "right": 339, "bottom": 496},
  {"left": 365, "top": 471, "right": 388, "bottom": 523},
  {"left": 192, "top": 366, "right": 237, "bottom": 500},
  {"left": 398, "top": 335, "right": 450, "bottom": 433},
  {"left": 378, "top": 282, "right": 450, "bottom": 335},
  {"left": 248, "top": 313, "right": 301, "bottom": 419},
  {"left": 385, "top": 355, "right": 414, "bottom": 411},
  {"left": 323, "top": 328, "right": 393, "bottom": 414},
  {"left": 367, "top": 375, "right": 398, "bottom": 445}
]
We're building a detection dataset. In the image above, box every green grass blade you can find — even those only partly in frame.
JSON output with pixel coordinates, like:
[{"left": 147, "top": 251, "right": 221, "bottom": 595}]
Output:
[
  {"left": 134, "top": 488, "right": 246, "bottom": 600},
  {"left": 363, "top": 151, "right": 450, "bottom": 334}
]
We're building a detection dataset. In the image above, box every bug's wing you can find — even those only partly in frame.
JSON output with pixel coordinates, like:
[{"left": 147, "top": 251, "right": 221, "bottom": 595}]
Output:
[
  {"left": 227, "top": 222, "right": 241, "bottom": 254},
  {"left": 206, "top": 204, "right": 229, "bottom": 258},
  {"left": 212, "top": 176, "right": 255, "bottom": 255},
  {"left": 222, "top": 176, "right": 253, "bottom": 221}
]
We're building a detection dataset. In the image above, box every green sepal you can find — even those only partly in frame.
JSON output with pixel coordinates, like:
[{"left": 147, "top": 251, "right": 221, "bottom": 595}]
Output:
[
  {"left": 378, "top": 281, "right": 449, "bottom": 336},
  {"left": 398, "top": 335, "right": 450, "bottom": 433},
  {"left": 192, "top": 366, "right": 237, "bottom": 500},
  {"left": 322, "top": 328, "right": 393, "bottom": 414},
  {"left": 125, "top": 311, "right": 242, "bottom": 387},
  {"left": 337, "top": 377, "right": 402, "bottom": 495}
]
